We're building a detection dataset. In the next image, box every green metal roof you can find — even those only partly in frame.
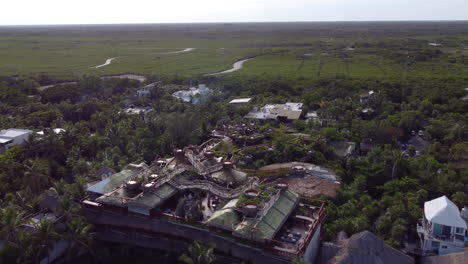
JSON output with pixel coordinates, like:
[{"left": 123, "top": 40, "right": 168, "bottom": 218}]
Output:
[
  {"left": 234, "top": 190, "right": 299, "bottom": 241},
  {"left": 206, "top": 199, "right": 241, "bottom": 230},
  {"left": 128, "top": 183, "right": 178, "bottom": 209},
  {"left": 87, "top": 169, "right": 138, "bottom": 195}
]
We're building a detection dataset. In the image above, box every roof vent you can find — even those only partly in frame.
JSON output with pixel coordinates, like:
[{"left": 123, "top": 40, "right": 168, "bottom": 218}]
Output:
[
  {"left": 244, "top": 189, "right": 259, "bottom": 198},
  {"left": 126, "top": 180, "right": 140, "bottom": 190},
  {"left": 175, "top": 149, "right": 185, "bottom": 159},
  {"left": 223, "top": 160, "right": 234, "bottom": 169},
  {"left": 205, "top": 151, "right": 215, "bottom": 159},
  {"left": 148, "top": 174, "right": 159, "bottom": 181},
  {"left": 242, "top": 202, "right": 259, "bottom": 217}
]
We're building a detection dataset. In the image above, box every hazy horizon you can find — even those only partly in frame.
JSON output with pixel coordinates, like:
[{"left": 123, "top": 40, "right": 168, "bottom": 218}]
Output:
[{"left": 2, "top": 0, "right": 468, "bottom": 26}]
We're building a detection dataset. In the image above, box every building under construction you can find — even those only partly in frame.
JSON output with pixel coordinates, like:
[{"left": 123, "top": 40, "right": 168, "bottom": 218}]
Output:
[{"left": 82, "top": 139, "right": 325, "bottom": 264}]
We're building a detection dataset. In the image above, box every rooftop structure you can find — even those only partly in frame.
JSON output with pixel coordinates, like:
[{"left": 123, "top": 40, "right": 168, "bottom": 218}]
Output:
[
  {"left": 229, "top": 98, "right": 252, "bottom": 105},
  {"left": 245, "top": 103, "right": 303, "bottom": 121},
  {"left": 172, "top": 84, "right": 211, "bottom": 104},
  {"left": 82, "top": 139, "right": 325, "bottom": 263},
  {"left": 417, "top": 196, "right": 467, "bottom": 256},
  {"left": 359, "top": 90, "right": 375, "bottom": 104},
  {"left": 0, "top": 128, "right": 32, "bottom": 154},
  {"left": 329, "top": 141, "right": 356, "bottom": 159}
]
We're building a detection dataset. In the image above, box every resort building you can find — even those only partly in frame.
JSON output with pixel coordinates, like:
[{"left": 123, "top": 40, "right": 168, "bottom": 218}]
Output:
[
  {"left": 245, "top": 103, "right": 304, "bottom": 122},
  {"left": 173, "top": 84, "right": 211, "bottom": 104},
  {"left": 81, "top": 139, "right": 325, "bottom": 264},
  {"left": 0, "top": 128, "right": 32, "bottom": 154},
  {"left": 417, "top": 196, "right": 467, "bottom": 256}
]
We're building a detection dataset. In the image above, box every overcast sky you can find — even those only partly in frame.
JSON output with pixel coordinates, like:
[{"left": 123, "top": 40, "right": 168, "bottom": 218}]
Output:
[{"left": 2, "top": 0, "right": 467, "bottom": 25}]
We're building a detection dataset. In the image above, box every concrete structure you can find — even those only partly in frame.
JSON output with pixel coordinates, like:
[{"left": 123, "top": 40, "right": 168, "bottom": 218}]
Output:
[
  {"left": 245, "top": 103, "right": 303, "bottom": 122},
  {"left": 82, "top": 139, "right": 325, "bottom": 263},
  {"left": 0, "top": 128, "right": 32, "bottom": 154},
  {"left": 417, "top": 196, "right": 467, "bottom": 256}
]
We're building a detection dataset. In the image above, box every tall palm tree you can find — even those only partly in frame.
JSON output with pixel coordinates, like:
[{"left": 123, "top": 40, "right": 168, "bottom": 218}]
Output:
[
  {"left": 33, "top": 220, "right": 58, "bottom": 264},
  {"left": 14, "top": 192, "right": 40, "bottom": 215},
  {"left": 388, "top": 150, "right": 405, "bottom": 179},
  {"left": 23, "top": 159, "right": 51, "bottom": 195},
  {"left": 179, "top": 241, "right": 216, "bottom": 264},
  {"left": 0, "top": 207, "right": 28, "bottom": 244},
  {"left": 63, "top": 218, "right": 95, "bottom": 261}
]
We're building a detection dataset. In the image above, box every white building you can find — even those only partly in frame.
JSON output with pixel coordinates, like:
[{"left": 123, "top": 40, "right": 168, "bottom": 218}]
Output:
[
  {"left": 245, "top": 102, "right": 303, "bottom": 121},
  {"left": 229, "top": 98, "right": 252, "bottom": 106},
  {"left": 173, "top": 84, "right": 211, "bottom": 103},
  {"left": 417, "top": 196, "right": 467, "bottom": 256},
  {"left": 0, "top": 129, "right": 33, "bottom": 154}
]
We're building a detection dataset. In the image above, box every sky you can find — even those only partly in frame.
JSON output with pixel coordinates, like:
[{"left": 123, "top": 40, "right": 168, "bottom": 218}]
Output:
[{"left": 1, "top": 0, "right": 468, "bottom": 25}]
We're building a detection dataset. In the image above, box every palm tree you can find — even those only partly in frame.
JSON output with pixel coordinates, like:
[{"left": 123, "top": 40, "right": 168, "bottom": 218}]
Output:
[
  {"left": 179, "top": 241, "right": 216, "bottom": 264},
  {"left": 23, "top": 159, "right": 51, "bottom": 195},
  {"left": 0, "top": 207, "right": 28, "bottom": 244},
  {"left": 63, "top": 218, "right": 95, "bottom": 261},
  {"left": 55, "top": 196, "right": 80, "bottom": 222},
  {"left": 14, "top": 192, "right": 40, "bottom": 215},
  {"left": 33, "top": 220, "right": 58, "bottom": 264},
  {"left": 388, "top": 150, "right": 405, "bottom": 179}
]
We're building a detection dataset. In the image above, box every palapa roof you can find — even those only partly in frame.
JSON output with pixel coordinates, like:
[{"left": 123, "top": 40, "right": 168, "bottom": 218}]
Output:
[
  {"left": 424, "top": 195, "right": 467, "bottom": 228},
  {"left": 319, "top": 231, "right": 414, "bottom": 264},
  {"left": 421, "top": 247, "right": 467, "bottom": 264},
  {"left": 211, "top": 168, "right": 247, "bottom": 184}
]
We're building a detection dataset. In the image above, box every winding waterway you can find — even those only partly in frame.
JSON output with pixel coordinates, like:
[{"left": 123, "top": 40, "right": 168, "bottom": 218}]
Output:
[
  {"left": 205, "top": 58, "right": 254, "bottom": 76},
  {"left": 91, "top": 57, "right": 120, "bottom": 68}
]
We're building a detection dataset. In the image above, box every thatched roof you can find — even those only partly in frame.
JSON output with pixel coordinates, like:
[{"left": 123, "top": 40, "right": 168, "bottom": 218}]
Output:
[
  {"left": 421, "top": 248, "right": 467, "bottom": 264},
  {"left": 318, "top": 231, "right": 414, "bottom": 264}
]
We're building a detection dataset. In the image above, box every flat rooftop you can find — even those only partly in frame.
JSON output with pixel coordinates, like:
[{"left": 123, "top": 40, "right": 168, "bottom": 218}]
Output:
[
  {"left": 229, "top": 98, "right": 252, "bottom": 104},
  {"left": 0, "top": 128, "right": 32, "bottom": 138}
]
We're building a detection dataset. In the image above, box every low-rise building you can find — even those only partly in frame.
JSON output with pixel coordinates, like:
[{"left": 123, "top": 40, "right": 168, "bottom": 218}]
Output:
[
  {"left": 417, "top": 196, "right": 467, "bottom": 256},
  {"left": 245, "top": 103, "right": 304, "bottom": 122},
  {"left": 173, "top": 84, "right": 212, "bottom": 104},
  {"left": 0, "top": 128, "right": 32, "bottom": 154},
  {"left": 229, "top": 98, "right": 252, "bottom": 106}
]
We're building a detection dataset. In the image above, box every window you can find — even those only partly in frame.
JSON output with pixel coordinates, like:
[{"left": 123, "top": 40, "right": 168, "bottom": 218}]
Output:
[
  {"left": 442, "top": 245, "right": 447, "bottom": 249},
  {"left": 455, "top": 227, "right": 464, "bottom": 234},
  {"left": 431, "top": 241, "right": 440, "bottom": 248}
]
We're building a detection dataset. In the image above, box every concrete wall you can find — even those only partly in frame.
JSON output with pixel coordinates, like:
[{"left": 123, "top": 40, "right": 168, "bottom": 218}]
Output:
[
  {"left": 83, "top": 209, "right": 290, "bottom": 264},
  {"left": 304, "top": 225, "right": 321, "bottom": 264}
]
